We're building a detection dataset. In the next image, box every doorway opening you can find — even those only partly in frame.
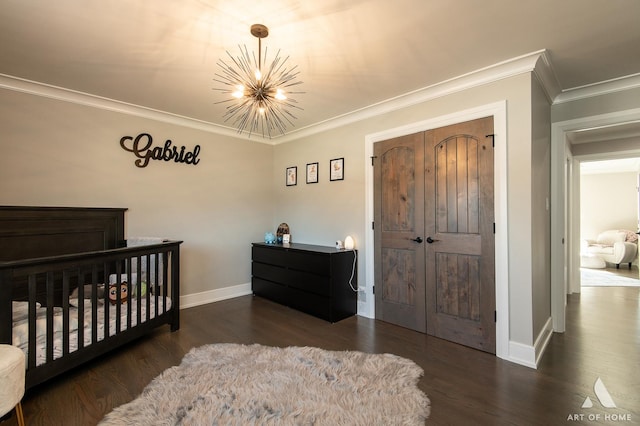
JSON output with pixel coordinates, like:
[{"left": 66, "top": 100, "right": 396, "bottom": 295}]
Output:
[
  {"left": 578, "top": 158, "right": 640, "bottom": 288},
  {"left": 550, "top": 109, "right": 640, "bottom": 333}
]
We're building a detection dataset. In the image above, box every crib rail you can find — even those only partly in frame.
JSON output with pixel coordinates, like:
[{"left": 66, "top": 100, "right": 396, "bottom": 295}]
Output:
[{"left": 0, "top": 240, "right": 181, "bottom": 388}]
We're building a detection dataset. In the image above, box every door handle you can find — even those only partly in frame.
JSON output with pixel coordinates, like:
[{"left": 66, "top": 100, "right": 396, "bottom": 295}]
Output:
[
  {"left": 426, "top": 236, "right": 439, "bottom": 244},
  {"left": 410, "top": 236, "right": 423, "bottom": 243}
]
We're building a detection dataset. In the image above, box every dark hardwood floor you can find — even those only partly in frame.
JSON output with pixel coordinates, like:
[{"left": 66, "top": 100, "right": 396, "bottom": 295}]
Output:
[{"left": 6, "top": 286, "right": 640, "bottom": 425}]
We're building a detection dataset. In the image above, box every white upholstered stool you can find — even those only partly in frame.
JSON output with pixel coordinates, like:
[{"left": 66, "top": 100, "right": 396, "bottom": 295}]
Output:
[
  {"left": 580, "top": 254, "right": 606, "bottom": 269},
  {"left": 0, "top": 344, "right": 26, "bottom": 426}
]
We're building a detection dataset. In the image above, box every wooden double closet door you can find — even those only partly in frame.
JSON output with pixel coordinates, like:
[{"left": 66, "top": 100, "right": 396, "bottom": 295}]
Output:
[{"left": 373, "top": 117, "right": 496, "bottom": 353}]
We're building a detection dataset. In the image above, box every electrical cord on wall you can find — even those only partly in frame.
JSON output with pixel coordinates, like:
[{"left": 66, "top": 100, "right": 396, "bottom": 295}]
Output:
[{"left": 348, "top": 249, "right": 358, "bottom": 292}]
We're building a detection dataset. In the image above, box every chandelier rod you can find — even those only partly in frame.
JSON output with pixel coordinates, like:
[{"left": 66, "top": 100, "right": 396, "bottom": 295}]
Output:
[{"left": 251, "top": 24, "right": 269, "bottom": 74}]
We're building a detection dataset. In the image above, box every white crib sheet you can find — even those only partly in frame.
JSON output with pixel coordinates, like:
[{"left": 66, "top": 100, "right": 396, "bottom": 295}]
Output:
[{"left": 13, "top": 296, "right": 171, "bottom": 366}]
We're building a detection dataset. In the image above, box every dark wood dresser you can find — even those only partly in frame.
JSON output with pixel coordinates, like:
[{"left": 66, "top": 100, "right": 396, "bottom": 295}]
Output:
[{"left": 251, "top": 242, "right": 357, "bottom": 322}]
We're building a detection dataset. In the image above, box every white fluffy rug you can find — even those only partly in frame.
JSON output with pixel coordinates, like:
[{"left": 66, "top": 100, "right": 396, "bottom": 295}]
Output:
[
  {"left": 581, "top": 267, "right": 640, "bottom": 287},
  {"left": 100, "top": 343, "right": 430, "bottom": 425}
]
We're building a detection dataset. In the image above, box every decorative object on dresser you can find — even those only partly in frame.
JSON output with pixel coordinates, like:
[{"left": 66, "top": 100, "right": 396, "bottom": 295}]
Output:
[
  {"left": 344, "top": 235, "right": 355, "bottom": 250},
  {"left": 276, "top": 222, "right": 290, "bottom": 243},
  {"left": 264, "top": 232, "right": 277, "bottom": 244},
  {"left": 251, "top": 242, "right": 357, "bottom": 322},
  {"left": 100, "top": 343, "right": 430, "bottom": 425},
  {"left": 0, "top": 206, "right": 182, "bottom": 390}
]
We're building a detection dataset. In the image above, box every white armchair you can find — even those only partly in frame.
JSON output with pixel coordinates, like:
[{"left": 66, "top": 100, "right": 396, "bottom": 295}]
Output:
[{"left": 582, "top": 230, "right": 638, "bottom": 269}]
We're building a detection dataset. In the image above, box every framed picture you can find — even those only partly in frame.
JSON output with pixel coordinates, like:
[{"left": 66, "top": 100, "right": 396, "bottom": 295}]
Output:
[
  {"left": 330, "top": 157, "right": 344, "bottom": 181},
  {"left": 306, "top": 162, "right": 319, "bottom": 184},
  {"left": 286, "top": 166, "right": 297, "bottom": 186}
]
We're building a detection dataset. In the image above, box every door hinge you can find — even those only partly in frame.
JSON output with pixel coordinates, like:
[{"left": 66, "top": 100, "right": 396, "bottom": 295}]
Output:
[
  {"left": 493, "top": 223, "right": 496, "bottom": 234},
  {"left": 372, "top": 221, "right": 375, "bottom": 230},
  {"left": 486, "top": 134, "right": 495, "bottom": 148},
  {"left": 371, "top": 155, "right": 377, "bottom": 166},
  {"left": 372, "top": 285, "right": 375, "bottom": 294},
  {"left": 494, "top": 310, "right": 497, "bottom": 322}
]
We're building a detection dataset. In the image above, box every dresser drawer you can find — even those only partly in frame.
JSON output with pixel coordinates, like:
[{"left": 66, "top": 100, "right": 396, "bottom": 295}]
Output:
[
  {"left": 252, "top": 246, "right": 288, "bottom": 268},
  {"left": 287, "top": 269, "right": 330, "bottom": 296},
  {"left": 288, "top": 287, "right": 331, "bottom": 321},
  {"left": 286, "top": 251, "right": 330, "bottom": 275},
  {"left": 252, "top": 261, "right": 286, "bottom": 283},
  {"left": 252, "top": 277, "right": 288, "bottom": 305}
]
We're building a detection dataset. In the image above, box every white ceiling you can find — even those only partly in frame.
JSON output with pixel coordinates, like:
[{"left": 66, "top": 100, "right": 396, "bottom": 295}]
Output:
[
  {"left": 1, "top": 0, "right": 640, "bottom": 139},
  {"left": 580, "top": 158, "right": 640, "bottom": 175}
]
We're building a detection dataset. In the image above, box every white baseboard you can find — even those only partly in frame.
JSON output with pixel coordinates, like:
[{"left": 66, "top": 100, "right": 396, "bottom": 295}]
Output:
[
  {"left": 357, "top": 300, "right": 374, "bottom": 318},
  {"left": 534, "top": 316, "right": 554, "bottom": 367},
  {"left": 180, "top": 283, "right": 252, "bottom": 309},
  {"left": 507, "top": 316, "right": 554, "bottom": 369},
  {"left": 508, "top": 341, "right": 537, "bottom": 368}
]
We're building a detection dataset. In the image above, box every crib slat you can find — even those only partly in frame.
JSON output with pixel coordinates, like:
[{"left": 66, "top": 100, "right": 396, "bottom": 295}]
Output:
[
  {"left": 27, "top": 275, "right": 37, "bottom": 369},
  {"left": 126, "top": 257, "right": 132, "bottom": 330},
  {"left": 145, "top": 253, "right": 151, "bottom": 320},
  {"left": 45, "top": 272, "right": 55, "bottom": 362},
  {"left": 0, "top": 269, "right": 11, "bottom": 345},
  {"left": 62, "top": 270, "right": 70, "bottom": 356},
  {"left": 91, "top": 264, "right": 99, "bottom": 345},
  {"left": 135, "top": 255, "right": 142, "bottom": 325},
  {"left": 115, "top": 262, "right": 122, "bottom": 334}
]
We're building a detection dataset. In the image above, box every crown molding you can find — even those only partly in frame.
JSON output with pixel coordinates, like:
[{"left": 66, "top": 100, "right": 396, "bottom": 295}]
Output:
[
  {"left": 276, "top": 50, "right": 553, "bottom": 144},
  {"left": 553, "top": 73, "right": 640, "bottom": 104},
  {"left": 0, "top": 50, "right": 577, "bottom": 145},
  {"left": 0, "top": 73, "right": 269, "bottom": 143},
  {"left": 531, "top": 50, "right": 562, "bottom": 103}
]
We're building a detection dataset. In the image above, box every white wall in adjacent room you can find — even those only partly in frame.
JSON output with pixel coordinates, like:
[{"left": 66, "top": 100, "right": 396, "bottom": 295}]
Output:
[{"left": 580, "top": 170, "right": 638, "bottom": 240}]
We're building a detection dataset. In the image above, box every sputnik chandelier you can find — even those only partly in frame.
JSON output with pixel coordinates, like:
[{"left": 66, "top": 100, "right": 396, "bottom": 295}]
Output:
[{"left": 214, "top": 24, "right": 303, "bottom": 138}]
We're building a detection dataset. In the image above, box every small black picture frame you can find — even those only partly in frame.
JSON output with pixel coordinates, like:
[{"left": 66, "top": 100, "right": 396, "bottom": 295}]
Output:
[
  {"left": 306, "top": 162, "right": 319, "bottom": 184},
  {"left": 286, "top": 166, "right": 297, "bottom": 186},
  {"left": 330, "top": 158, "right": 344, "bottom": 181}
]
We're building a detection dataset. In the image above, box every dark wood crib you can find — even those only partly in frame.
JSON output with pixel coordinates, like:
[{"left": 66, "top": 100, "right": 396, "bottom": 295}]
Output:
[{"left": 0, "top": 206, "right": 182, "bottom": 389}]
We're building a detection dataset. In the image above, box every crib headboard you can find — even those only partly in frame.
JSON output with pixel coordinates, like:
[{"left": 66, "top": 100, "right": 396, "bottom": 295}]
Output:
[{"left": 0, "top": 206, "right": 127, "bottom": 262}]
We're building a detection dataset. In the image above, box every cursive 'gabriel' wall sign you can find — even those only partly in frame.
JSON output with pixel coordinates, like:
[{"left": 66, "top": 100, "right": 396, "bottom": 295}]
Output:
[{"left": 120, "top": 133, "right": 201, "bottom": 168}]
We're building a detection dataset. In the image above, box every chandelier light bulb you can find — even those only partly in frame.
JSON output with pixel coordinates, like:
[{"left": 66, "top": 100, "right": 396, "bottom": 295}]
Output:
[
  {"left": 275, "top": 89, "right": 286, "bottom": 100},
  {"left": 232, "top": 85, "right": 244, "bottom": 98},
  {"left": 255, "top": 69, "right": 262, "bottom": 81}
]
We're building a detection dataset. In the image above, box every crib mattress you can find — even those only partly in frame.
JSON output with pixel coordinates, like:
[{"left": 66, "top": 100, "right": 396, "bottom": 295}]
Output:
[{"left": 12, "top": 297, "right": 171, "bottom": 367}]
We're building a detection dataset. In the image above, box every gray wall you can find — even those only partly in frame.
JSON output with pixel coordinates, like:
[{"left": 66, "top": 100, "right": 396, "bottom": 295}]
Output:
[
  {"left": 0, "top": 88, "right": 274, "bottom": 299},
  {"left": 531, "top": 77, "right": 552, "bottom": 339}
]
